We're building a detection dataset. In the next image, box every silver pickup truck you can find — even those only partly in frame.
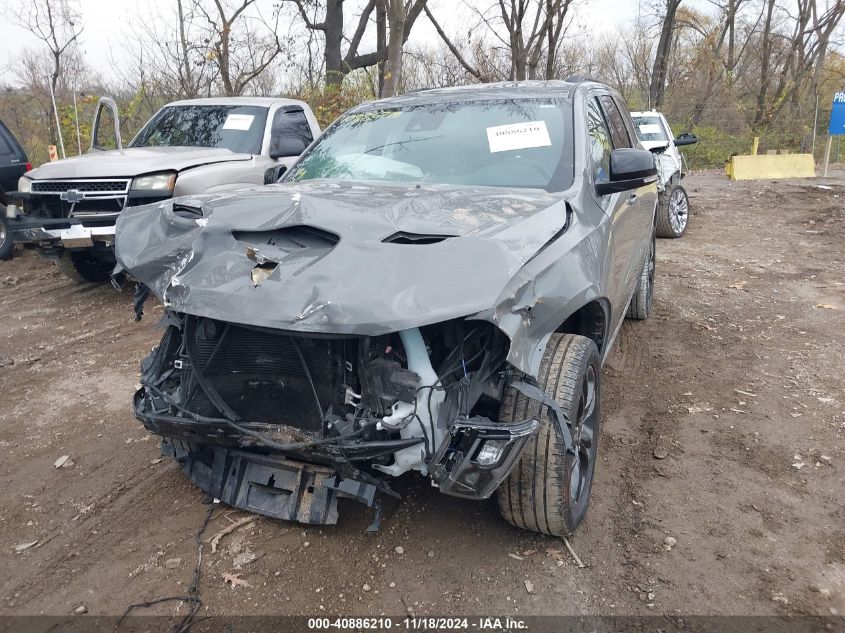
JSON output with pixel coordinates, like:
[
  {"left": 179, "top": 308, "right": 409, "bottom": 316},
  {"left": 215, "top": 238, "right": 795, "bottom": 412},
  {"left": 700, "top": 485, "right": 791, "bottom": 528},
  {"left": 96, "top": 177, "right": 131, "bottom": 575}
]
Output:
[{"left": 8, "top": 96, "right": 320, "bottom": 281}]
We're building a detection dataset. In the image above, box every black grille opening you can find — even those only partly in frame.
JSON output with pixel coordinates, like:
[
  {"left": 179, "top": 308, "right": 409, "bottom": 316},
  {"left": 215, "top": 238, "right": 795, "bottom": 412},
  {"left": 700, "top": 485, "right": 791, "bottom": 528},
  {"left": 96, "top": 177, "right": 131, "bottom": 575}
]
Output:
[
  {"left": 184, "top": 318, "right": 358, "bottom": 433},
  {"left": 382, "top": 231, "right": 456, "bottom": 245},
  {"left": 31, "top": 180, "right": 128, "bottom": 193}
]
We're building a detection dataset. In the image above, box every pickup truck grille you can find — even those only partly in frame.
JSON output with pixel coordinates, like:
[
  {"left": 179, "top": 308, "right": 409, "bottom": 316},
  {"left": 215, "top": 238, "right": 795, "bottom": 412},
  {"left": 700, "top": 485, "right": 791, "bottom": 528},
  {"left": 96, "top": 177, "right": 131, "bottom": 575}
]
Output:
[
  {"left": 27, "top": 178, "right": 138, "bottom": 220},
  {"left": 31, "top": 179, "right": 130, "bottom": 194}
]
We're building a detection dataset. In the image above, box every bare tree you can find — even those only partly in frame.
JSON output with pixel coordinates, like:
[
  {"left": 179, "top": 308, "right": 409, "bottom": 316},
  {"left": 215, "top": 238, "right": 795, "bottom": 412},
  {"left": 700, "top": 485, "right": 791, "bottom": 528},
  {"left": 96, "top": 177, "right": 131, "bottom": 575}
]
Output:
[
  {"left": 426, "top": 0, "right": 573, "bottom": 81},
  {"left": 649, "top": 0, "right": 683, "bottom": 108},
  {"left": 195, "top": 0, "right": 288, "bottom": 96},
  {"left": 10, "top": 0, "right": 83, "bottom": 101},
  {"left": 286, "top": 0, "right": 428, "bottom": 88}
]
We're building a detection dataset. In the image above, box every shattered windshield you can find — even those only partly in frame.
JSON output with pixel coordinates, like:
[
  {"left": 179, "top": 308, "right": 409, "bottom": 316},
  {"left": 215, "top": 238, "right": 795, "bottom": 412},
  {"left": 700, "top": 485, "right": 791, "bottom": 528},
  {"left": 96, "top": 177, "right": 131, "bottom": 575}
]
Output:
[
  {"left": 130, "top": 105, "right": 268, "bottom": 154},
  {"left": 287, "top": 99, "right": 574, "bottom": 191},
  {"left": 633, "top": 116, "right": 669, "bottom": 143}
]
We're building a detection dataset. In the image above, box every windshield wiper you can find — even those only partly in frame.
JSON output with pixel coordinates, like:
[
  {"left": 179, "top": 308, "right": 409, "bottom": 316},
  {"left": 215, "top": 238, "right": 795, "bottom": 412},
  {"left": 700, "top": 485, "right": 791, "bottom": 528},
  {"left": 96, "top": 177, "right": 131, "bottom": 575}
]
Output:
[{"left": 363, "top": 134, "right": 444, "bottom": 155}]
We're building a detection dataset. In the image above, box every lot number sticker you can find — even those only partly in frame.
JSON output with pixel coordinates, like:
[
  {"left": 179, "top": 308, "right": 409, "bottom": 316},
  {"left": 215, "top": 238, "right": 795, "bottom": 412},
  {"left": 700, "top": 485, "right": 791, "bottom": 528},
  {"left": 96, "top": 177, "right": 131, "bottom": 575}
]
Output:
[
  {"left": 487, "top": 121, "right": 551, "bottom": 153},
  {"left": 638, "top": 123, "right": 662, "bottom": 135},
  {"left": 223, "top": 114, "right": 255, "bottom": 131}
]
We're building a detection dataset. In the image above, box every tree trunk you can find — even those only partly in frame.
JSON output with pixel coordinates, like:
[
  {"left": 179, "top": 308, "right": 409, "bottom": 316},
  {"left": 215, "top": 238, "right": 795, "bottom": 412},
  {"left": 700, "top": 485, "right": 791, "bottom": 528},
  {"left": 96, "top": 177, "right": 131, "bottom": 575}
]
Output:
[
  {"left": 177, "top": 0, "right": 196, "bottom": 97},
  {"left": 324, "top": 0, "right": 346, "bottom": 87},
  {"left": 376, "top": 0, "right": 387, "bottom": 96},
  {"left": 648, "top": 0, "right": 682, "bottom": 109},
  {"left": 381, "top": 0, "right": 406, "bottom": 96}
]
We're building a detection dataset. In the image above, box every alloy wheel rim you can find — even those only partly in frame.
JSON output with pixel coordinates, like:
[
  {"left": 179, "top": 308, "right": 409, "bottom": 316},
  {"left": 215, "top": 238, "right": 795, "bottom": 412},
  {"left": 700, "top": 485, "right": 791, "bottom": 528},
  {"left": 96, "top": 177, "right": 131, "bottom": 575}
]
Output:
[
  {"left": 669, "top": 189, "right": 689, "bottom": 234},
  {"left": 569, "top": 364, "right": 598, "bottom": 506}
]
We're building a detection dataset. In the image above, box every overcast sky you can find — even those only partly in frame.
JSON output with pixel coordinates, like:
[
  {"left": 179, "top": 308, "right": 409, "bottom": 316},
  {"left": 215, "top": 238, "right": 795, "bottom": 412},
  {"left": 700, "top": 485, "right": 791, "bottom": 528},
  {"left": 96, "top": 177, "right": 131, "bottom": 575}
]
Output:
[{"left": 0, "top": 0, "right": 643, "bottom": 87}]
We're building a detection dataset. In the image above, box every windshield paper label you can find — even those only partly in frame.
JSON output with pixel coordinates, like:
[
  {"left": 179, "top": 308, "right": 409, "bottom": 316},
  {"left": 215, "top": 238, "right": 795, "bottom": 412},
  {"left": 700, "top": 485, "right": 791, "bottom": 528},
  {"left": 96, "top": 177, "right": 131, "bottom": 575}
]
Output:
[
  {"left": 638, "top": 123, "right": 662, "bottom": 134},
  {"left": 223, "top": 114, "right": 255, "bottom": 131},
  {"left": 487, "top": 121, "right": 551, "bottom": 153}
]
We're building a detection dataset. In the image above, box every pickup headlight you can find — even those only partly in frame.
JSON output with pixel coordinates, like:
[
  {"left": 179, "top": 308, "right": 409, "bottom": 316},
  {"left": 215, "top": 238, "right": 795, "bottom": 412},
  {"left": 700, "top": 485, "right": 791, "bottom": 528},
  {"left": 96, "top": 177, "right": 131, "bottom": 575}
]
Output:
[
  {"left": 17, "top": 176, "right": 31, "bottom": 194},
  {"left": 131, "top": 171, "right": 176, "bottom": 192}
]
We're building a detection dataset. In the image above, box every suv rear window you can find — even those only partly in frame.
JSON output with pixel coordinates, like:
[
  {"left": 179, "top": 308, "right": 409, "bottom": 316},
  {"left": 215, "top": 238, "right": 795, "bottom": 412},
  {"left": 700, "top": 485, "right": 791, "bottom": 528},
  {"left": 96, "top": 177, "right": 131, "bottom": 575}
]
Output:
[
  {"left": 130, "top": 105, "right": 269, "bottom": 154},
  {"left": 0, "top": 133, "right": 12, "bottom": 155}
]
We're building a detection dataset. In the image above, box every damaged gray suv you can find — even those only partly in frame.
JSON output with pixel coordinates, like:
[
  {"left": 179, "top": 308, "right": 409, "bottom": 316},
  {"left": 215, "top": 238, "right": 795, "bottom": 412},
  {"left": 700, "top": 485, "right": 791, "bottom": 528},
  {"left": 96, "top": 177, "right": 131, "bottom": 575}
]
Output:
[{"left": 117, "top": 80, "right": 658, "bottom": 536}]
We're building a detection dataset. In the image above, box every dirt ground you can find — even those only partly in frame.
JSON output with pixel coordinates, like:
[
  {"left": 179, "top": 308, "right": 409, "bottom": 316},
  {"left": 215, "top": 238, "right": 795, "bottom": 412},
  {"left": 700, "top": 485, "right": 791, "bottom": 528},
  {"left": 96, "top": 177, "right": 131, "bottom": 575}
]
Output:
[{"left": 0, "top": 169, "right": 843, "bottom": 619}]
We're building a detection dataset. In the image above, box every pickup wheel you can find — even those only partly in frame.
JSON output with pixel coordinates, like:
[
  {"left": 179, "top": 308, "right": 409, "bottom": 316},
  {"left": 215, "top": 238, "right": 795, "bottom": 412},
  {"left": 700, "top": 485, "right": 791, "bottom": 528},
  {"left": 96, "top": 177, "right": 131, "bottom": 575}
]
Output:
[
  {"left": 656, "top": 183, "right": 689, "bottom": 238},
  {"left": 626, "top": 229, "right": 655, "bottom": 320},
  {"left": 497, "top": 334, "right": 601, "bottom": 537},
  {"left": 55, "top": 251, "right": 114, "bottom": 283},
  {"left": 0, "top": 214, "right": 13, "bottom": 260}
]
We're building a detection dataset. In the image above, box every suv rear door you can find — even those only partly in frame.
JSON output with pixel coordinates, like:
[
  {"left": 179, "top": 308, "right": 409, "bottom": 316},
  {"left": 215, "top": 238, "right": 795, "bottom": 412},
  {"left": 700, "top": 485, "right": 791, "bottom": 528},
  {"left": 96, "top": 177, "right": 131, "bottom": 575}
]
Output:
[{"left": 0, "top": 121, "right": 29, "bottom": 193}]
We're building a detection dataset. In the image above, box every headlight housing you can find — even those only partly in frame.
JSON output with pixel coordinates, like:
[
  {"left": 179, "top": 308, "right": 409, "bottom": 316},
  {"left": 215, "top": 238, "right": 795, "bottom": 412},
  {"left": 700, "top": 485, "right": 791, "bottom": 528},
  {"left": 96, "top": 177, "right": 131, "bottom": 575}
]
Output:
[
  {"left": 17, "top": 176, "right": 31, "bottom": 194},
  {"left": 131, "top": 171, "right": 176, "bottom": 192}
]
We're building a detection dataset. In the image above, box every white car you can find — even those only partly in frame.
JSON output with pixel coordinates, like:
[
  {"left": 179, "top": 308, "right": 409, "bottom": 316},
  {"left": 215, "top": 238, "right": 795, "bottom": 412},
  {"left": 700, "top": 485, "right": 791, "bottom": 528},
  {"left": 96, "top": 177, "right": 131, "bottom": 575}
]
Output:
[{"left": 631, "top": 111, "right": 697, "bottom": 238}]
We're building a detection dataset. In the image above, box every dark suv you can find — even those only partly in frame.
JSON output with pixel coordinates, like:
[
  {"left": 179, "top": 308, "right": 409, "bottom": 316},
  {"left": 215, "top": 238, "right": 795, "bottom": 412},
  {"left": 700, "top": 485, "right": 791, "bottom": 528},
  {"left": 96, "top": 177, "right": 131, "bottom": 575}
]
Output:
[
  {"left": 117, "top": 80, "right": 658, "bottom": 536},
  {"left": 0, "top": 120, "right": 31, "bottom": 260}
]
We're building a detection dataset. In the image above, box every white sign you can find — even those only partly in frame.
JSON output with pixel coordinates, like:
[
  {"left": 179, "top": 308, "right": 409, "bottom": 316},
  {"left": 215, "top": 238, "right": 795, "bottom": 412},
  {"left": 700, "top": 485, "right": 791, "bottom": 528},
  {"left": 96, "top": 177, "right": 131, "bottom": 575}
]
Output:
[
  {"left": 486, "top": 121, "right": 552, "bottom": 153},
  {"left": 638, "top": 123, "right": 662, "bottom": 135},
  {"left": 223, "top": 114, "right": 255, "bottom": 131}
]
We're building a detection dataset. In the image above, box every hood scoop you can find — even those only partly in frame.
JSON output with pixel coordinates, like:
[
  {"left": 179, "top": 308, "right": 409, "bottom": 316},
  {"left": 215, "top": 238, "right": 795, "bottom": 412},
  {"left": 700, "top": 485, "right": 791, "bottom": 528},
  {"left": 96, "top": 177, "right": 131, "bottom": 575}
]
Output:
[
  {"left": 382, "top": 231, "right": 457, "bottom": 245},
  {"left": 235, "top": 225, "right": 340, "bottom": 252}
]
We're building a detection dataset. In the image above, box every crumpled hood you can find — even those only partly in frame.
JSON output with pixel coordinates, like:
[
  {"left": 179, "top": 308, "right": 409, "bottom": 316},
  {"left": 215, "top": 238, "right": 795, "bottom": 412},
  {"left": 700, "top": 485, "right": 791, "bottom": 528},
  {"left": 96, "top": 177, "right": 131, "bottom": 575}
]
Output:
[
  {"left": 28, "top": 147, "right": 252, "bottom": 180},
  {"left": 115, "top": 180, "right": 569, "bottom": 335}
]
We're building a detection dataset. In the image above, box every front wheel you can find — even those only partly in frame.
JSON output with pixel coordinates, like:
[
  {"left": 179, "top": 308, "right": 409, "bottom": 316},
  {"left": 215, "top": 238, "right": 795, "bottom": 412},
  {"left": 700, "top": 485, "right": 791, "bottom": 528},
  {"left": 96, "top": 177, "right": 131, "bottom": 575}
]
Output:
[
  {"left": 55, "top": 250, "right": 115, "bottom": 283},
  {"left": 656, "top": 184, "right": 689, "bottom": 238},
  {"left": 497, "top": 334, "right": 601, "bottom": 536}
]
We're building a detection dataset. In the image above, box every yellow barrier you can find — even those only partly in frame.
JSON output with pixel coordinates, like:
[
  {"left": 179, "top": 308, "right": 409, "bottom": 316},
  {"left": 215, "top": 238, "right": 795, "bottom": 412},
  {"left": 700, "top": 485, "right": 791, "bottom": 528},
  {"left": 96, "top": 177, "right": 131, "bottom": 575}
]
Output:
[{"left": 725, "top": 153, "right": 816, "bottom": 180}]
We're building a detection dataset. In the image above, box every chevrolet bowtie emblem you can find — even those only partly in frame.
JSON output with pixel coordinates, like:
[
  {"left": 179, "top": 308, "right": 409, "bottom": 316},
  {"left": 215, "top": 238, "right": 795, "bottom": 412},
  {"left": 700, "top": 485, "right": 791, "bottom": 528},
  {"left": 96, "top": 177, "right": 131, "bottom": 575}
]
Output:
[{"left": 60, "top": 189, "right": 84, "bottom": 203}]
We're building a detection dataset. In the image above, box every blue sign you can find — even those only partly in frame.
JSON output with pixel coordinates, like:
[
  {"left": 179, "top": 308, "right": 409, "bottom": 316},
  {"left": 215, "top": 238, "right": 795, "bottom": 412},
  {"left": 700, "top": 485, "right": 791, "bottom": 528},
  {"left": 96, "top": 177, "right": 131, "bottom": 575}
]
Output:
[{"left": 830, "top": 92, "right": 845, "bottom": 135}]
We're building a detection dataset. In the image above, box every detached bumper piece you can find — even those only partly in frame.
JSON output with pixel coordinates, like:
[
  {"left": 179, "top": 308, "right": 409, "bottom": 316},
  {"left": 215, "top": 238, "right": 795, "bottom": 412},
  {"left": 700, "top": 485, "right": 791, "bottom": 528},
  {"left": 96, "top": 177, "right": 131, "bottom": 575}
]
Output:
[
  {"left": 164, "top": 439, "right": 341, "bottom": 525},
  {"left": 429, "top": 417, "right": 539, "bottom": 499}
]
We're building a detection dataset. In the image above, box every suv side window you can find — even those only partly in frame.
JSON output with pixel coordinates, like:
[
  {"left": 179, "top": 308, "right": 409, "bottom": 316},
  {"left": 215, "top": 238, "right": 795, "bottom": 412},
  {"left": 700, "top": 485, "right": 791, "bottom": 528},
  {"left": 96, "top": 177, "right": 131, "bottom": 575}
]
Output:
[
  {"left": 599, "top": 95, "right": 633, "bottom": 149},
  {"left": 0, "top": 130, "right": 13, "bottom": 155},
  {"left": 586, "top": 97, "right": 612, "bottom": 182},
  {"left": 272, "top": 108, "right": 313, "bottom": 146}
]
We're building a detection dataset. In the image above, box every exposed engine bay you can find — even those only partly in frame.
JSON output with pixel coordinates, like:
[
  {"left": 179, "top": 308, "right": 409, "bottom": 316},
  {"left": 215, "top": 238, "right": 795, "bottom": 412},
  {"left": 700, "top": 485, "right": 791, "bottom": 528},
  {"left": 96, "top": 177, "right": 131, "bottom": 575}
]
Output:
[{"left": 135, "top": 312, "right": 542, "bottom": 529}]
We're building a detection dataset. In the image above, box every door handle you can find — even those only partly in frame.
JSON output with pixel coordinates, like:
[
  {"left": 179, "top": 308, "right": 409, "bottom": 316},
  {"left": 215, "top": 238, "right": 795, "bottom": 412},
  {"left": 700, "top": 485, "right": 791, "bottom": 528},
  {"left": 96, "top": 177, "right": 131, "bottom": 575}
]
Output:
[{"left": 626, "top": 193, "right": 638, "bottom": 205}]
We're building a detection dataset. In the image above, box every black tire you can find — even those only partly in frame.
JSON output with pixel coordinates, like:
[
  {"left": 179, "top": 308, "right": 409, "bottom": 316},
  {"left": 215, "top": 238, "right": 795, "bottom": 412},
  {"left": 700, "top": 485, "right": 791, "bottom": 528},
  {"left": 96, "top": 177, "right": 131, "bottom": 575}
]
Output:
[
  {"left": 55, "top": 250, "right": 114, "bottom": 283},
  {"left": 0, "top": 214, "right": 13, "bottom": 261},
  {"left": 497, "top": 334, "right": 601, "bottom": 536},
  {"left": 626, "top": 229, "right": 655, "bottom": 320},
  {"left": 655, "top": 183, "right": 689, "bottom": 238}
]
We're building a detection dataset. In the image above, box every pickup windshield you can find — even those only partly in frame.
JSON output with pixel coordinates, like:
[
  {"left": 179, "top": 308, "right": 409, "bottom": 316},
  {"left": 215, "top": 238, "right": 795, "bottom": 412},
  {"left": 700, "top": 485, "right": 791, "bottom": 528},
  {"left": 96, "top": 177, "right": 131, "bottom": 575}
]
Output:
[
  {"left": 130, "top": 105, "right": 268, "bottom": 154},
  {"left": 633, "top": 116, "right": 669, "bottom": 143},
  {"left": 288, "top": 99, "right": 573, "bottom": 191}
]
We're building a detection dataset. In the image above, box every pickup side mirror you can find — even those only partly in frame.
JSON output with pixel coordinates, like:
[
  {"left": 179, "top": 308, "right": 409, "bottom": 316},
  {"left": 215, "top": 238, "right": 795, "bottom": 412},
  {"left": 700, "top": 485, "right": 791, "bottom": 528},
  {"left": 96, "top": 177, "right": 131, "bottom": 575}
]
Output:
[
  {"left": 648, "top": 143, "right": 670, "bottom": 154},
  {"left": 269, "top": 134, "right": 307, "bottom": 159},
  {"left": 264, "top": 164, "right": 287, "bottom": 184},
  {"left": 596, "top": 148, "right": 658, "bottom": 196},
  {"left": 674, "top": 132, "right": 698, "bottom": 147}
]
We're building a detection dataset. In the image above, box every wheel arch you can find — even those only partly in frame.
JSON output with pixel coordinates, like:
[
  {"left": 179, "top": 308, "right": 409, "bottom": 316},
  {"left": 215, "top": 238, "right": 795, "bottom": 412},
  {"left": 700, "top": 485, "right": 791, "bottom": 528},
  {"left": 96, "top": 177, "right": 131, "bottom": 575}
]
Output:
[{"left": 554, "top": 298, "right": 611, "bottom": 355}]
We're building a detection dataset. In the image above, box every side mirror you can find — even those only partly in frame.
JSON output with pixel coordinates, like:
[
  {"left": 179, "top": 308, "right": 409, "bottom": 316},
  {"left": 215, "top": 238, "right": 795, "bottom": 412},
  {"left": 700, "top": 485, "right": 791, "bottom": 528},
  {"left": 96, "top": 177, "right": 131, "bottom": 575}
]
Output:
[
  {"left": 264, "top": 164, "right": 287, "bottom": 184},
  {"left": 596, "top": 148, "right": 658, "bottom": 196},
  {"left": 674, "top": 132, "right": 698, "bottom": 147},
  {"left": 648, "top": 143, "right": 670, "bottom": 154},
  {"left": 269, "top": 134, "right": 307, "bottom": 159}
]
